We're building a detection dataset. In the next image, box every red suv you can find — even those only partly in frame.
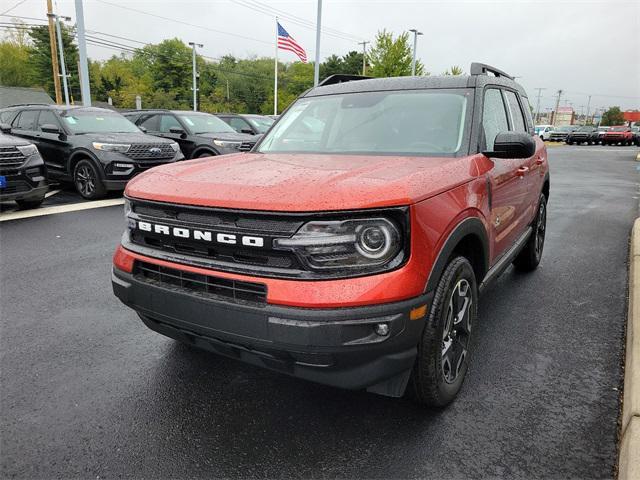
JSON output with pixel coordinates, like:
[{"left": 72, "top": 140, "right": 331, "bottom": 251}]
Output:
[
  {"left": 602, "top": 125, "right": 633, "bottom": 146},
  {"left": 112, "top": 63, "right": 549, "bottom": 406}
]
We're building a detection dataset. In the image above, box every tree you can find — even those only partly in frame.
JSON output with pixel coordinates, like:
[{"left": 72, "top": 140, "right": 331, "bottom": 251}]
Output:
[
  {"left": 341, "top": 50, "right": 366, "bottom": 75},
  {"left": 443, "top": 65, "right": 463, "bottom": 76},
  {"left": 28, "top": 24, "right": 79, "bottom": 101},
  {"left": 367, "top": 29, "right": 424, "bottom": 77},
  {"left": 601, "top": 106, "right": 625, "bottom": 126},
  {"left": 320, "top": 54, "right": 344, "bottom": 80}
]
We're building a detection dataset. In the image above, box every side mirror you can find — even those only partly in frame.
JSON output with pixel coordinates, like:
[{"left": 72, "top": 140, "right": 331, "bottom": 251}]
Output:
[
  {"left": 138, "top": 126, "right": 147, "bottom": 133},
  {"left": 0, "top": 123, "right": 11, "bottom": 134},
  {"left": 41, "top": 123, "right": 60, "bottom": 134},
  {"left": 483, "top": 131, "right": 536, "bottom": 159},
  {"left": 169, "top": 127, "right": 187, "bottom": 138}
]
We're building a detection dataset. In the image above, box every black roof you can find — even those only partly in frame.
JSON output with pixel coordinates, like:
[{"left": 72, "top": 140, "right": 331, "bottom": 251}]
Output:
[
  {"left": 122, "top": 109, "right": 216, "bottom": 115},
  {"left": 1, "top": 104, "right": 120, "bottom": 114},
  {"left": 305, "top": 63, "right": 528, "bottom": 99}
]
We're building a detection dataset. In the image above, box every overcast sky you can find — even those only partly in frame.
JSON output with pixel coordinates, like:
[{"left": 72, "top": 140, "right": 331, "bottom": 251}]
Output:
[{"left": 5, "top": 0, "right": 640, "bottom": 113}]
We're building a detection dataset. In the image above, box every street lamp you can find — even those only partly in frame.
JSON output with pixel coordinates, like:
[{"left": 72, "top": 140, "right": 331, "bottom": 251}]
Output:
[
  {"left": 47, "top": 13, "right": 72, "bottom": 106},
  {"left": 188, "top": 42, "right": 203, "bottom": 111},
  {"left": 408, "top": 28, "right": 423, "bottom": 76}
]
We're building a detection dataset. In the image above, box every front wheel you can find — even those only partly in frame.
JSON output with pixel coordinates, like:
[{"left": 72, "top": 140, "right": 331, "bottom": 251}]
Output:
[
  {"left": 74, "top": 159, "right": 106, "bottom": 200},
  {"left": 513, "top": 194, "right": 547, "bottom": 272},
  {"left": 410, "top": 256, "right": 477, "bottom": 407}
]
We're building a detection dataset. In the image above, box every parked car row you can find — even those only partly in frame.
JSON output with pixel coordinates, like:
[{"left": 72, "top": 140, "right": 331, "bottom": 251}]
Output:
[
  {"left": 534, "top": 123, "right": 639, "bottom": 146},
  {"left": 0, "top": 104, "right": 276, "bottom": 205}
]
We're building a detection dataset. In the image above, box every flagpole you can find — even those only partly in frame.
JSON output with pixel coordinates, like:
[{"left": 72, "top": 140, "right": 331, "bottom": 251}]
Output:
[
  {"left": 274, "top": 16, "right": 278, "bottom": 115},
  {"left": 313, "top": 0, "right": 322, "bottom": 86}
]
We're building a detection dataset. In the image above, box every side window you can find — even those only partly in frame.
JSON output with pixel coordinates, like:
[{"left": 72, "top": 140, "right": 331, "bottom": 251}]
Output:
[
  {"left": 37, "top": 110, "right": 59, "bottom": 130},
  {"left": 138, "top": 114, "right": 160, "bottom": 131},
  {"left": 13, "top": 110, "right": 38, "bottom": 131},
  {"left": 228, "top": 117, "right": 250, "bottom": 132},
  {"left": 482, "top": 89, "right": 509, "bottom": 150},
  {"left": 159, "top": 114, "right": 182, "bottom": 133},
  {"left": 504, "top": 91, "right": 527, "bottom": 133}
]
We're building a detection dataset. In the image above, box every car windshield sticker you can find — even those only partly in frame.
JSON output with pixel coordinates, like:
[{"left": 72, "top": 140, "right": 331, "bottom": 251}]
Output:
[
  {"left": 65, "top": 117, "right": 77, "bottom": 124},
  {"left": 183, "top": 118, "right": 195, "bottom": 126}
]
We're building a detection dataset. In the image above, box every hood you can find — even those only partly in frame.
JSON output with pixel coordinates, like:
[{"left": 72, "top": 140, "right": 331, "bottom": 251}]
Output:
[
  {"left": 125, "top": 152, "right": 482, "bottom": 212},
  {"left": 77, "top": 132, "right": 176, "bottom": 144},
  {"left": 0, "top": 133, "right": 31, "bottom": 146},
  {"left": 195, "top": 131, "right": 256, "bottom": 142}
]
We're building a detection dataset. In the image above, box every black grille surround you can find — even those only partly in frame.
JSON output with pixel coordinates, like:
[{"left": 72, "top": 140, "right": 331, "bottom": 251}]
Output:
[
  {"left": 134, "top": 261, "right": 267, "bottom": 305},
  {"left": 123, "top": 197, "right": 410, "bottom": 280},
  {"left": 126, "top": 143, "right": 175, "bottom": 160}
]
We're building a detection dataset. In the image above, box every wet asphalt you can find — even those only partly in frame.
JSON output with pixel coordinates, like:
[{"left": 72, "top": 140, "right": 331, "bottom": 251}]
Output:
[{"left": 1, "top": 145, "right": 638, "bottom": 479}]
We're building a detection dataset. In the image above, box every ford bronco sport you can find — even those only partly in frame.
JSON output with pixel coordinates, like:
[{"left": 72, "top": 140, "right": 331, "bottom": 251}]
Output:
[{"left": 113, "top": 63, "right": 549, "bottom": 406}]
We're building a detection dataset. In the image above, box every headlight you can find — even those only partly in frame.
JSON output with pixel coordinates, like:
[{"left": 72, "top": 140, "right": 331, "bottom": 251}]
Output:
[
  {"left": 274, "top": 218, "right": 403, "bottom": 271},
  {"left": 213, "top": 139, "right": 242, "bottom": 148},
  {"left": 92, "top": 142, "right": 131, "bottom": 153},
  {"left": 17, "top": 144, "right": 38, "bottom": 156},
  {"left": 169, "top": 142, "right": 180, "bottom": 152}
]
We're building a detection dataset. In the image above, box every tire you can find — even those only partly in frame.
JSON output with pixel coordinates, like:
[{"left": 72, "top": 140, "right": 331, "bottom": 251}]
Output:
[
  {"left": 410, "top": 256, "right": 478, "bottom": 407},
  {"left": 513, "top": 194, "right": 547, "bottom": 272},
  {"left": 16, "top": 196, "right": 45, "bottom": 210},
  {"left": 73, "top": 159, "right": 106, "bottom": 200},
  {"left": 194, "top": 151, "right": 215, "bottom": 159},
  {"left": 566, "top": 140, "right": 573, "bottom": 145}
]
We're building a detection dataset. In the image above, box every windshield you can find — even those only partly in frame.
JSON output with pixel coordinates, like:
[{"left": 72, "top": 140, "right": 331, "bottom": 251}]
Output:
[
  {"left": 611, "top": 126, "right": 628, "bottom": 131},
  {"left": 246, "top": 115, "right": 274, "bottom": 134},
  {"left": 62, "top": 111, "right": 140, "bottom": 134},
  {"left": 258, "top": 90, "right": 470, "bottom": 156},
  {"left": 557, "top": 126, "right": 574, "bottom": 132},
  {"left": 577, "top": 126, "right": 593, "bottom": 132},
  {"left": 177, "top": 113, "right": 236, "bottom": 134}
]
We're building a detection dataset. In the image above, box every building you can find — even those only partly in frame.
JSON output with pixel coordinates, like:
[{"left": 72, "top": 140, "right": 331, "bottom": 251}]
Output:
[
  {"left": 553, "top": 106, "right": 574, "bottom": 126},
  {"left": 623, "top": 110, "right": 640, "bottom": 125},
  {"left": 0, "top": 86, "right": 54, "bottom": 109}
]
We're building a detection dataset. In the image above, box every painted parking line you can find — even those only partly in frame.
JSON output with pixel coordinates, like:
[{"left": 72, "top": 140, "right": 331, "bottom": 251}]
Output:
[
  {"left": 44, "top": 189, "right": 61, "bottom": 198},
  {"left": 0, "top": 198, "right": 124, "bottom": 222}
]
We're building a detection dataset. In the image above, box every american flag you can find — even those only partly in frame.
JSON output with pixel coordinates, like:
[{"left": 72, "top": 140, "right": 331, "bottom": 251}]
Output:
[{"left": 277, "top": 22, "right": 307, "bottom": 63}]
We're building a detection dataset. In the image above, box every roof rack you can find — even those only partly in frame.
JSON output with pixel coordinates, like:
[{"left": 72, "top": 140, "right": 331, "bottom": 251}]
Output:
[
  {"left": 469, "top": 62, "right": 514, "bottom": 80},
  {"left": 318, "top": 74, "right": 372, "bottom": 87},
  {"left": 5, "top": 103, "right": 54, "bottom": 108}
]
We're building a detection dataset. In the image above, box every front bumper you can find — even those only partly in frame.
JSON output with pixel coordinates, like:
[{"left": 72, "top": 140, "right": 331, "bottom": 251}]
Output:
[
  {"left": 0, "top": 159, "right": 48, "bottom": 202},
  {"left": 112, "top": 266, "right": 432, "bottom": 396}
]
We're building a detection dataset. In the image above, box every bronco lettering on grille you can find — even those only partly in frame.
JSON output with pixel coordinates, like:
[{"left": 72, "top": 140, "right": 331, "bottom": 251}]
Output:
[{"left": 136, "top": 221, "right": 265, "bottom": 248}]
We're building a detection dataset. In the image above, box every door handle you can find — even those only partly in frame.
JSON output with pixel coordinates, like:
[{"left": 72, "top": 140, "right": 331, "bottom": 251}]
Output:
[{"left": 516, "top": 166, "right": 529, "bottom": 177}]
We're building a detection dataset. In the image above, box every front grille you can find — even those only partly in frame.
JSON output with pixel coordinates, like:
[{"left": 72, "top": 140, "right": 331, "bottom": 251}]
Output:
[
  {"left": 0, "top": 146, "right": 26, "bottom": 169},
  {"left": 134, "top": 261, "right": 267, "bottom": 305},
  {"left": 239, "top": 141, "right": 255, "bottom": 152},
  {"left": 126, "top": 144, "right": 175, "bottom": 160}
]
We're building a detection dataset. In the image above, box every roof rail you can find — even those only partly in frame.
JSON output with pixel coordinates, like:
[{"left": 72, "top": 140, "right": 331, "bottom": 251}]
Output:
[
  {"left": 318, "top": 74, "right": 372, "bottom": 87},
  {"left": 469, "top": 62, "right": 514, "bottom": 80},
  {"left": 5, "top": 103, "right": 53, "bottom": 108}
]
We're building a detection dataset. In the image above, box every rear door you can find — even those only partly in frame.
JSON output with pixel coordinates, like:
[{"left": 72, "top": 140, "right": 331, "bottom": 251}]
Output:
[
  {"left": 482, "top": 88, "right": 531, "bottom": 259},
  {"left": 35, "top": 109, "right": 69, "bottom": 176},
  {"left": 10, "top": 110, "right": 40, "bottom": 142}
]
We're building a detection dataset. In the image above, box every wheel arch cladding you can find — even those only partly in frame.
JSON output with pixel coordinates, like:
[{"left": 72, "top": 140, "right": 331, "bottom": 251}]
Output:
[
  {"left": 69, "top": 151, "right": 103, "bottom": 178},
  {"left": 542, "top": 175, "right": 550, "bottom": 200},
  {"left": 192, "top": 147, "right": 217, "bottom": 159},
  {"left": 425, "top": 217, "right": 489, "bottom": 292}
]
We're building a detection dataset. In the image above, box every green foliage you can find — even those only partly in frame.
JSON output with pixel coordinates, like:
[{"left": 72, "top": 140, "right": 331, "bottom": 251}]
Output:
[
  {"left": 0, "top": 21, "right": 37, "bottom": 86},
  {"left": 600, "top": 106, "right": 625, "bottom": 126},
  {"left": 28, "top": 24, "right": 80, "bottom": 101},
  {"left": 443, "top": 65, "right": 464, "bottom": 76},
  {"left": 367, "top": 29, "right": 424, "bottom": 77}
]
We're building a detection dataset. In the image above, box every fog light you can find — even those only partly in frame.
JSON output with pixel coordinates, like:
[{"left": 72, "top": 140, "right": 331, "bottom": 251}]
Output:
[{"left": 374, "top": 323, "right": 389, "bottom": 336}]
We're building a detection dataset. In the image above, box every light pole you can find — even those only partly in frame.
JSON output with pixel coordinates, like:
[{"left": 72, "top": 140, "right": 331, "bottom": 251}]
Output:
[
  {"left": 188, "top": 42, "right": 203, "bottom": 111},
  {"left": 409, "top": 28, "right": 423, "bottom": 76},
  {"left": 534, "top": 87, "right": 545, "bottom": 124},
  {"left": 313, "top": 0, "right": 322, "bottom": 86},
  {"left": 48, "top": 13, "right": 72, "bottom": 106},
  {"left": 75, "top": 0, "right": 91, "bottom": 106},
  {"left": 358, "top": 40, "right": 369, "bottom": 76}
]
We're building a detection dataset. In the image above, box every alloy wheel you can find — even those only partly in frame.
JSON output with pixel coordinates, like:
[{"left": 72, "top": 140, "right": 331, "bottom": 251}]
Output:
[
  {"left": 76, "top": 165, "right": 96, "bottom": 197},
  {"left": 441, "top": 278, "right": 472, "bottom": 384}
]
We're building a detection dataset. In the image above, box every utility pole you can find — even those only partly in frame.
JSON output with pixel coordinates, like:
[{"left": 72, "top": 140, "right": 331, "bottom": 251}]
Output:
[
  {"left": 75, "top": 0, "right": 91, "bottom": 106},
  {"left": 409, "top": 29, "right": 423, "bottom": 76},
  {"left": 533, "top": 88, "right": 545, "bottom": 124},
  {"left": 552, "top": 89, "right": 563, "bottom": 126},
  {"left": 358, "top": 40, "right": 369, "bottom": 76},
  {"left": 585, "top": 95, "right": 592, "bottom": 125},
  {"left": 188, "top": 42, "right": 203, "bottom": 111},
  {"left": 49, "top": 13, "right": 71, "bottom": 106},
  {"left": 46, "top": 0, "right": 62, "bottom": 104},
  {"left": 313, "top": 0, "right": 322, "bottom": 86}
]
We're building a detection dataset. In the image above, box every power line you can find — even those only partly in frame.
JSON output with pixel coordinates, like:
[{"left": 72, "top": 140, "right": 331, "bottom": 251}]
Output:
[{"left": 0, "top": 1, "right": 28, "bottom": 17}]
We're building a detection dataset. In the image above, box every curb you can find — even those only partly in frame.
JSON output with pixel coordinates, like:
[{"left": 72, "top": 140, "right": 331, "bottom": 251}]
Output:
[{"left": 619, "top": 218, "right": 640, "bottom": 480}]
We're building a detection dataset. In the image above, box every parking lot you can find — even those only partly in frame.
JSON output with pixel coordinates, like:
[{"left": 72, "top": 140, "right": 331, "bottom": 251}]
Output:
[{"left": 0, "top": 145, "right": 638, "bottom": 478}]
